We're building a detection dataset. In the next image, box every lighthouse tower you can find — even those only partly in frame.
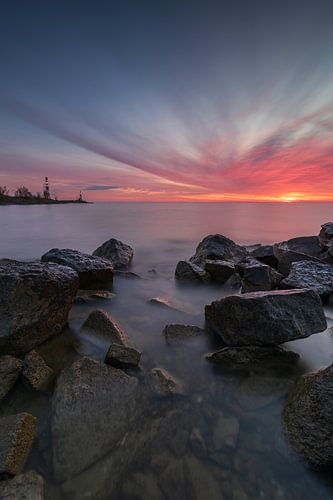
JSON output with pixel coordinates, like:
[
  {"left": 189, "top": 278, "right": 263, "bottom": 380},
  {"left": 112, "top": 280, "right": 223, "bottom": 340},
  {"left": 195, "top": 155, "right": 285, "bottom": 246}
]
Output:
[{"left": 43, "top": 177, "right": 50, "bottom": 199}]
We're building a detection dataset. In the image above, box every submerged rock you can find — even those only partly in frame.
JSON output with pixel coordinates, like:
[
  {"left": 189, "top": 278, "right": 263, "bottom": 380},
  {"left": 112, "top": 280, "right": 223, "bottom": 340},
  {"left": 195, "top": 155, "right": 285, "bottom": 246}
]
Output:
[
  {"left": 235, "top": 374, "right": 293, "bottom": 410},
  {"left": 81, "top": 309, "right": 128, "bottom": 346},
  {"left": 148, "top": 297, "right": 196, "bottom": 315},
  {"left": 105, "top": 343, "right": 141, "bottom": 368},
  {"left": 93, "top": 238, "right": 133, "bottom": 269},
  {"left": 190, "top": 234, "right": 248, "bottom": 266},
  {"left": 0, "top": 412, "right": 37, "bottom": 476},
  {"left": 21, "top": 351, "right": 54, "bottom": 392},
  {"left": 0, "top": 470, "right": 44, "bottom": 499},
  {"left": 162, "top": 324, "right": 206, "bottom": 345},
  {"left": 250, "top": 244, "right": 277, "bottom": 267},
  {"left": 148, "top": 367, "right": 182, "bottom": 397},
  {"left": 319, "top": 222, "right": 333, "bottom": 250},
  {"left": 282, "top": 363, "right": 333, "bottom": 469},
  {"left": 281, "top": 260, "right": 333, "bottom": 296},
  {"left": 175, "top": 260, "right": 210, "bottom": 283},
  {"left": 41, "top": 248, "right": 113, "bottom": 290},
  {"left": 0, "top": 261, "right": 78, "bottom": 355},
  {"left": 205, "top": 289, "right": 327, "bottom": 346},
  {"left": 75, "top": 289, "right": 115, "bottom": 304},
  {"left": 204, "top": 259, "right": 235, "bottom": 283},
  {"left": 0, "top": 355, "right": 23, "bottom": 402},
  {"left": 236, "top": 261, "right": 283, "bottom": 292}
]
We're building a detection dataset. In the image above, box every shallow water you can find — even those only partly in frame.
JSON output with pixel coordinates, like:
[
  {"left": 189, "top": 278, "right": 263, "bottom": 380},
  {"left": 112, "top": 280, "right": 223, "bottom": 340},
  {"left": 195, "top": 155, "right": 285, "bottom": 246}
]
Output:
[{"left": 1, "top": 202, "right": 333, "bottom": 499}]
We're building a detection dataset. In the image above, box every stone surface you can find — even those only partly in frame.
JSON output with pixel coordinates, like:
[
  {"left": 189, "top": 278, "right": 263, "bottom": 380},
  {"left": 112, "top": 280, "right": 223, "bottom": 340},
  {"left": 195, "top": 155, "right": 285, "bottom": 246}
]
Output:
[
  {"left": 190, "top": 234, "right": 248, "bottom": 266},
  {"left": 122, "top": 472, "right": 164, "bottom": 500},
  {"left": 204, "top": 259, "right": 235, "bottom": 283},
  {"left": 0, "top": 355, "right": 23, "bottom": 402},
  {"left": 52, "top": 357, "right": 140, "bottom": 481},
  {"left": 277, "top": 251, "right": 322, "bottom": 276},
  {"left": 81, "top": 309, "right": 128, "bottom": 346},
  {"left": 184, "top": 456, "right": 222, "bottom": 500},
  {"left": 319, "top": 222, "right": 333, "bottom": 249},
  {"left": 162, "top": 324, "right": 206, "bottom": 345},
  {"left": 21, "top": 351, "right": 53, "bottom": 392},
  {"left": 236, "top": 261, "right": 283, "bottom": 292},
  {"left": 75, "top": 289, "right": 115, "bottom": 304},
  {"left": 189, "top": 428, "right": 207, "bottom": 459},
  {"left": 93, "top": 238, "right": 133, "bottom": 269},
  {"left": 175, "top": 260, "right": 210, "bottom": 283},
  {"left": 213, "top": 415, "right": 239, "bottom": 449},
  {"left": 250, "top": 245, "right": 277, "bottom": 267},
  {"left": 281, "top": 260, "right": 333, "bottom": 296},
  {"left": 274, "top": 236, "right": 321, "bottom": 260},
  {"left": 282, "top": 363, "right": 333, "bottom": 469},
  {"left": 148, "top": 367, "right": 182, "bottom": 397},
  {"left": 148, "top": 297, "right": 195, "bottom": 315},
  {"left": 0, "top": 470, "right": 44, "bottom": 499},
  {"left": 41, "top": 248, "right": 113, "bottom": 290},
  {"left": 105, "top": 343, "right": 141, "bottom": 368},
  {"left": 0, "top": 262, "right": 78, "bottom": 355},
  {"left": 205, "top": 289, "right": 327, "bottom": 346},
  {"left": 0, "top": 413, "right": 37, "bottom": 476}
]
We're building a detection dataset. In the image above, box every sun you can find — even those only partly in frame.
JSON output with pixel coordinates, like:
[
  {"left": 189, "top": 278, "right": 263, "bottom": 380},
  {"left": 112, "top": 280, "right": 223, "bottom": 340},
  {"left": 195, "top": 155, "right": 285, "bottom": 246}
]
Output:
[{"left": 279, "top": 193, "right": 302, "bottom": 203}]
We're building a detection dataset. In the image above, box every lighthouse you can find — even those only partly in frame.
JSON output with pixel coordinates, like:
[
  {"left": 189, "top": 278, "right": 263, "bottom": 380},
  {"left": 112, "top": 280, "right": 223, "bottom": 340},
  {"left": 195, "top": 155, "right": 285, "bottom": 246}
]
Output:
[{"left": 43, "top": 177, "right": 50, "bottom": 199}]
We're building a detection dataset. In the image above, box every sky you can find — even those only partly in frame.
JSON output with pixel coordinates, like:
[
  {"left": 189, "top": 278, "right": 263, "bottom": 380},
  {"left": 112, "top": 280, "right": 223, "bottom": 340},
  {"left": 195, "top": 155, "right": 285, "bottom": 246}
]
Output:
[{"left": 0, "top": 0, "right": 333, "bottom": 202}]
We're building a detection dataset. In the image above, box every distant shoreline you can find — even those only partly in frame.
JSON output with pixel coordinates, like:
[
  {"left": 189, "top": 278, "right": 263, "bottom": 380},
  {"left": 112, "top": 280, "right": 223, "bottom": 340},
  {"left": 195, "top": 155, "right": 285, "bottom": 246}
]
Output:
[{"left": 0, "top": 196, "right": 91, "bottom": 206}]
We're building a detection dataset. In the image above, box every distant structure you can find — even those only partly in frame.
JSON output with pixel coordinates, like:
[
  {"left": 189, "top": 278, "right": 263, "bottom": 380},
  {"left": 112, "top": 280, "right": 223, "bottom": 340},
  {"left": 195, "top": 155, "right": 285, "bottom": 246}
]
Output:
[
  {"left": 43, "top": 177, "right": 50, "bottom": 199},
  {"left": 78, "top": 191, "right": 83, "bottom": 202}
]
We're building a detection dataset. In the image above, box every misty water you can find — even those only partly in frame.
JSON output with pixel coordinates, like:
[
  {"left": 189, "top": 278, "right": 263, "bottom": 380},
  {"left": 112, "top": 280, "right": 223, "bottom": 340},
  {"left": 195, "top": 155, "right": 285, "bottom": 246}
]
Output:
[{"left": 1, "top": 202, "right": 333, "bottom": 499}]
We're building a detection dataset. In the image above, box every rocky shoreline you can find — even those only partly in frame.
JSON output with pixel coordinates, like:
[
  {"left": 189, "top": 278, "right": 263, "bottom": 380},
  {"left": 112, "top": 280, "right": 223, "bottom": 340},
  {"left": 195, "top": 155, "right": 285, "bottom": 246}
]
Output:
[{"left": 0, "top": 224, "right": 333, "bottom": 498}]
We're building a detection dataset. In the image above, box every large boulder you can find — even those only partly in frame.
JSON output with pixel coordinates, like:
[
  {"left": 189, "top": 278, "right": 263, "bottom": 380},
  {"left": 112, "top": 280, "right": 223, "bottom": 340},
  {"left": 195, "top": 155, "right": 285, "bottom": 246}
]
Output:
[
  {"left": 282, "top": 363, "right": 333, "bottom": 469},
  {"left": 204, "top": 259, "right": 235, "bottom": 283},
  {"left": 41, "top": 248, "right": 113, "bottom": 290},
  {"left": 81, "top": 309, "right": 128, "bottom": 346},
  {"left": 0, "top": 355, "right": 23, "bottom": 402},
  {"left": 276, "top": 251, "right": 322, "bottom": 276},
  {"left": 205, "top": 289, "right": 327, "bottom": 346},
  {"left": 162, "top": 324, "right": 206, "bottom": 345},
  {"left": 190, "top": 234, "right": 248, "bottom": 267},
  {"left": 175, "top": 261, "right": 210, "bottom": 283},
  {"left": 274, "top": 236, "right": 321, "bottom": 260},
  {"left": 236, "top": 261, "right": 283, "bottom": 293},
  {"left": 0, "top": 262, "right": 78, "bottom": 355},
  {"left": 93, "top": 238, "right": 133, "bottom": 269},
  {"left": 280, "top": 260, "right": 333, "bottom": 296},
  {"left": 52, "top": 357, "right": 141, "bottom": 481},
  {"left": 319, "top": 222, "right": 333, "bottom": 250},
  {"left": 0, "top": 470, "right": 44, "bottom": 499},
  {"left": 249, "top": 245, "right": 277, "bottom": 267},
  {"left": 105, "top": 343, "right": 141, "bottom": 368}
]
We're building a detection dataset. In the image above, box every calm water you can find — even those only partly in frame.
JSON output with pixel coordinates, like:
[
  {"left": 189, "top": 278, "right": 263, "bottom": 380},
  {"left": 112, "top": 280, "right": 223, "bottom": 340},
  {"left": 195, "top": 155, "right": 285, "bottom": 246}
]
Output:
[{"left": 1, "top": 202, "right": 333, "bottom": 499}]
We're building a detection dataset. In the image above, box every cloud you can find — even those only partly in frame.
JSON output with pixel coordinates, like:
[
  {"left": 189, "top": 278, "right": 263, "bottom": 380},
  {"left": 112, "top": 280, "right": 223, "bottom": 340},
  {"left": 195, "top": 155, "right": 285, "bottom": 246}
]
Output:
[{"left": 83, "top": 185, "right": 121, "bottom": 191}]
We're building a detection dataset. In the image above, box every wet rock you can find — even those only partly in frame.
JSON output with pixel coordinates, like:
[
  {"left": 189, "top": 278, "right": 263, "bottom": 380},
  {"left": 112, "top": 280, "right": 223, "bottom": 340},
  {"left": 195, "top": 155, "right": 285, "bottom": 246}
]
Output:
[
  {"left": 52, "top": 357, "right": 140, "bottom": 481},
  {"left": 282, "top": 363, "right": 333, "bottom": 469},
  {"left": 319, "top": 222, "right": 333, "bottom": 250},
  {"left": 21, "top": 351, "right": 54, "bottom": 392},
  {"left": 204, "top": 259, "right": 235, "bottom": 283},
  {"left": 93, "top": 238, "right": 133, "bottom": 269},
  {"left": 148, "top": 297, "right": 196, "bottom": 315},
  {"left": 280, "top": 260, "right": 333, "bottom": 296},
  {"left": 0, "top": 470, "right": 44, "bottom": 499},
  {"left": 206, "top": 345, "right": 299, "bottom": 372},
  {"left": 274, "top": 236, "right": 321, "bottom": 260},
  {"left": 162, "top": 324, "right": 206, "bottom": 345},
  {"left": 122, "top": 472, "right": 164, "bottom": 500},
  {"left": 205, "top": 289, "right": 326, "bottom": 346},
  {"left": 75, "top": 289, "right": 115, "bottom": 304},
  {"left": 0, "top": 261, "right": 78, "bottom": 355},
  {"left": 189, "top": 428, "right": 207, "bottom": 459},
  {"left": 0, "top": 355, "right": 23, "bottom": 402},
  {"left": 41, "top": 248, "right": 113, "bottom": 290},
  {"left": 184, "top": 456, "right": 222, "bottom": 500},
  {"left": 236, "top": 262, "right": 283, "bottom": 292},
  {"left": 81, "top": 309, "right": 128, "bottom": 346},
  {"left": 235, "top": 375, "right": 293, "bottom": 410},
  {"left": 213, "top": 415, "right": 239, "bottom": 449},
  {"left": 190, "top": 234, "right": 248, "bottom": 266},
  {"left": 277, "top": 250, "right": 322, "bottom": 276},
  {"left": 148, "top": 367, "right": 182, "bottom": 397},
  {"left": 175, "top": 260, "right": 210, "bottom": 283},
  {"left": 250, "top": 245, "right": 277, "bottom": 267},
  {"left": 0, "top": 412, "right": 37, "bottom": 476},
  {"left": 105, "top": 343, "right": 141, "bottom": 368}
]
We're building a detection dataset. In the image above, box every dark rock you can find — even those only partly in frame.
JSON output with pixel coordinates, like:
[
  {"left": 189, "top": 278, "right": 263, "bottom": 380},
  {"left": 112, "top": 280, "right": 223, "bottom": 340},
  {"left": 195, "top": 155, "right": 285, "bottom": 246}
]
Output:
[
  {"left": 0, "top": 355, "right": 23, "bottom": 402},
  {"left": 0, "top": 262, "right": 78, "bottom": 355},
  {"left": 204, "top": 259, "right": 235, "bottom": 283},
  {"left": 148, "top": 367, "right": 182, "bottom": 397},
  {"left": 162, "top": 324, "right": 206, "bottom": 345},
  {"left": 105, "top": 343, "right": 141, "bottom": 368},
  {"left": 93, "top": 238, "right": 133, "bottom": 269},
  {"left": 0, "top": 413, "right": 37, "bottom": 476},
  {"left": 75, "top": 289, "right": 115, "bottom": 304},
  {"left": 319, "top": 222, "right": 333, "bottom": 250},
  {"left": 250, "top": 245, "right": 278, "bottom": 267},
  {"left": 158, "top": 459, "right": 187, "bottom": 500},
  {"left": 277, "top": 251, "right": 322, "bottom": 276},
  {"left": 235, "top": 374, "right": 293, "bottom": 410},
  {"left": 224, "top": 273, "right": 242, "bottom": 291},
  {"left": 236, "top": 261, "right": 283, "bottom": 292},
  {"left": 21, "top": 351, "right": 54, "bottom": 392},
  {"left": 189, "top": 428, "right": 207, "bottom": 459},
  {"left": 175, "top": 260, "right": 210, "bottom": 283},
  {"left": 281, "top": 260, "right": 333, "bottom": 296},
  {"left": 122, "top": 472, "right": 164, "bottom": 500},
  {"left": 319, "top": 245, "right": 333, "bottom": 264},
  {"left": 282, "top": 363, "right": 333, "bottom": 469},
  {"left": 190, "top": 234, "right": 248, "bottom": 266},
  {"left": 52, "top": 357, "right": 141, "bottom": 481},
  {"left": 81, "top": 309, "right": 128, "bottom": 346},
  {"left": 213, "top": 415, "right": 239, "bottom": 449},
  {"left": 41, "top": 248, "right": 113, "bottom": 290},
  {"left": 274, "top": 236, "right": 321, "bottom": 260},
  {"left": 184, "top": 456, "right": 222, "bottom": 500},
  {"left": 0, "top": 470, "right": 44, "bottom": 499},
  {"left": 205, "top": 289, "right": 327, "bottom": 346},
  {"left": 206, "top": 345, "right": 300, "bottom": 372}
]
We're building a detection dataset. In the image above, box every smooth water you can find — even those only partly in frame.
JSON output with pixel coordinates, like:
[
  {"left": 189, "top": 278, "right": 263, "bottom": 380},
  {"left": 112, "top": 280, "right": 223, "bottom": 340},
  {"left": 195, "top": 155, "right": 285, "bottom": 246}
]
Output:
[{"left": 1, "top": 202, "right": 333, "bottom": 499}]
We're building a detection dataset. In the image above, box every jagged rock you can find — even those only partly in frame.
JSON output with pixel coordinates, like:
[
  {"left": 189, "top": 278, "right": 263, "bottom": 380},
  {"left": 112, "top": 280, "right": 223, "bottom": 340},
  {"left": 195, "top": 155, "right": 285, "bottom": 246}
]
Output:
[
  {"left": 204, "top": 259, "right": 235, "bottom": 283},
  {"left": 0, "top": 413, "right": 37, "bottom": 476},
  {"left": 190, "top": 234, "right": 248, "bottom": 266},
  {"left": 250, "top": 245, "right": 277, "bottom": 267},
  {"left": 224, "top": 273, "right": 242, "bottom": 291},
  {"left": 52, "top": 357, "right": 141, "bottom": 481},
  {"left": 281, "top": 260, "right": 333, "bottom": 296},
  {"left": 81, "top": 309, "right": 128, "bottom": 346},
  {"left": 41, "top": 248, "right": 113, "bottom": 290},
  {"left": 274, "top": 236, "right": 321, "bottom": 260},
  {"left": 21, "top": 351, "right": 53, "bottom": 392},
  {"left": 235, "top": 374, "right": 293, "bottom": 410},
  {"left": 236, "top": 261, "right": 283, "bottom": 292},
  {"left": 105, "top": 343, "right": 141, "bottom": 368},
  {"left": 0, "top": 262, "right": 78, "bottom": 355},
  {"left": 148, "top": 368, "right": 182, "bottom": 397},
  {"left": 206, "top": 345, "right": 299, "bottom": 372},
  {"left": 175, "top": 260, "right": 210, "bottom": 283},
  {"left": 213, "top": 415, "right": 239, "bottom": 449},
  {"left": 184, "top": 456, "right": 222, "bottom": 500},
  {"left": 148, "top": 297, "right": 196, "bottom": 315},
  {"left": 75, "top": 289, "right": 115, "bottom": 304},
  {"left": 162, "top": 324, "right": 206, "bottom": 345},
  {"left": 205, "top": 289, "right": 327, "bottom": 346},
  {"left": 0, "top": 470, "right": 44, "bottom": 499},
  {"left": 319, "top": 222, "right": 333, "bottom": 250},
  {"left": 0, "top": 355, "right": 23, "bottom": 402},
  {"left": 282, "top": 363, "right": 333, "bottom": 469},
  {"left": 277, "top": 251, "right": 322, "bottom": 276},
  {"left": 93, "top": 238, "right": 133, "bottom": 269}
]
